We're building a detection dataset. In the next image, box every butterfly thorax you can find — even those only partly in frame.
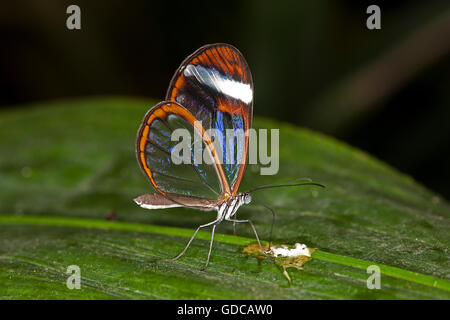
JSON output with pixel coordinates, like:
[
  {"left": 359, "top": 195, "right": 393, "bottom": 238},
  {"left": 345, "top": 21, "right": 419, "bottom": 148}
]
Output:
[{"left": 217, "top": 192, "right": 251, "bottom": 220}]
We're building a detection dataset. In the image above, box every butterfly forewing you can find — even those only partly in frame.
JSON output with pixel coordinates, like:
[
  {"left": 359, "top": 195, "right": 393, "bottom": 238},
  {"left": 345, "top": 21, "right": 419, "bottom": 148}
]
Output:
[{"left": 166, "top": 43, "right": 253, "bottom": 195}]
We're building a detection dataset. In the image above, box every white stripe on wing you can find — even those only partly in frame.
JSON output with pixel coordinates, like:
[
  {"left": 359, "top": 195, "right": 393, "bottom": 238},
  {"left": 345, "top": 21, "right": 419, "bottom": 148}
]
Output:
[{"left": 184, "top": 64, "right": 252, "bottom": 104}]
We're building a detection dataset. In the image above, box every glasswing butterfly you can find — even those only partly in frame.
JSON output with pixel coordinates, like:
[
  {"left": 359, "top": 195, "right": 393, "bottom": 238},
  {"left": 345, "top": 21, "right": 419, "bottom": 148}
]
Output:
[{"left": 135, "top": 43, "right": 323, "bottom": 270}]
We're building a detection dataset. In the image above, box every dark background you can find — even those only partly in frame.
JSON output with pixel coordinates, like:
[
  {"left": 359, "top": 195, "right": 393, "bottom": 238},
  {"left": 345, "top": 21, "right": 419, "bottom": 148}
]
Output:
[{"left": 1, "top": 0, "right": 449, "bottom": 198}]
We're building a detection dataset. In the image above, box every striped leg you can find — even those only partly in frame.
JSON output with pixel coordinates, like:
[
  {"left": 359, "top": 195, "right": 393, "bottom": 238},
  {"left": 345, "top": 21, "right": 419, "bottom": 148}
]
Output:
[
  {"left": 167, "top": 217, "right": 222, "bottom": 263},
  {"left": 200, "top": 224, "right": 217, "bottom": 271},
  {"left": 226, "top": 218, "right": 272, "bottom": 259}
]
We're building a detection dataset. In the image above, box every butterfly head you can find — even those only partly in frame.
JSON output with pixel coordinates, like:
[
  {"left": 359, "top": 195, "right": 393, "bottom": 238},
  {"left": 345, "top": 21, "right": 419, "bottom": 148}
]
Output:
[{"left": 241, "top": 192, "right": 252, "bottom": 205}]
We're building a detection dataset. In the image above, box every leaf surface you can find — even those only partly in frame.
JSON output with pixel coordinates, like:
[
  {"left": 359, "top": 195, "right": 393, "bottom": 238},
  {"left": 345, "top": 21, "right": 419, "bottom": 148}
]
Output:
[{"left": 0, "top": 97, "right": 448, "bottom": 299}]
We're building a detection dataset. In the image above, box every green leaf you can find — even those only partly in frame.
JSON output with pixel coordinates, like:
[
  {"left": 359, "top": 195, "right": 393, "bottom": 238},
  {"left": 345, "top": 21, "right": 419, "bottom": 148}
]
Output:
[{"left": 0, "top": 97, "right": 449, "bottom": 299}]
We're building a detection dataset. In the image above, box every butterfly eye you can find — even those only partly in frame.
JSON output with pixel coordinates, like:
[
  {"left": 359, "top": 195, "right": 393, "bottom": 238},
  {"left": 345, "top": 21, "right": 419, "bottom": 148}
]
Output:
[{"left": 243, "top": 193, "right": 252, "bottom": 204}]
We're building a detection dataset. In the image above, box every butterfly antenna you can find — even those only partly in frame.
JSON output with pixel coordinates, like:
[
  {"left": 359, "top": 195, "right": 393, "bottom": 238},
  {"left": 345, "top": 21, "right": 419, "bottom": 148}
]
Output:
[
  {"left": 245, "top": 181, "right": 326, "bottom": 193},
  {"left": 269, "top": 177, "right": 313, "bottom": 184}
]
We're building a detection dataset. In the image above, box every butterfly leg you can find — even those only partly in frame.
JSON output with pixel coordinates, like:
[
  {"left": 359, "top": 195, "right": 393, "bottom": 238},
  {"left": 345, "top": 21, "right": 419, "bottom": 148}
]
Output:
[
  {"left": 252, "top": 200, "right": 276, "bottom": 250},
  {"left": 200, "top": 224, "right": 217, "bottom": 271},
  {"left": 226, "top": 218, "right": 273, "bottom": 260},
  {"left": 167, "top": 217, "right": 222, "bottom": 263}
]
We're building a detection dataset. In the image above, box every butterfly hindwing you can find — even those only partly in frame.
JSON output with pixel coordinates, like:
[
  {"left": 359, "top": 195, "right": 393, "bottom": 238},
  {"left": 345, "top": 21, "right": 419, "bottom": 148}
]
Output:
[{"left": 136, "top": 101, "right": 231, "bottom": 202}]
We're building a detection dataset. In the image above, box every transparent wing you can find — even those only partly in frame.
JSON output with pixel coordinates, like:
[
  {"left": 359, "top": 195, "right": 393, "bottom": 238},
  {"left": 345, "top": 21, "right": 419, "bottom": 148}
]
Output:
[
  {"left": 166, "top": 43, "right": 253, "bottom": 194},
  {"left": 136, "top": 101, "right": 230, "bottom": 201}
]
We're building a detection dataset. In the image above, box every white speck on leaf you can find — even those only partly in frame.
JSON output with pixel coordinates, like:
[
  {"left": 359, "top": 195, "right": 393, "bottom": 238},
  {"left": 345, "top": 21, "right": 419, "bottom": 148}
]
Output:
[{"left": 270, "top": 243, "right": 311, "bottom": 258}]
